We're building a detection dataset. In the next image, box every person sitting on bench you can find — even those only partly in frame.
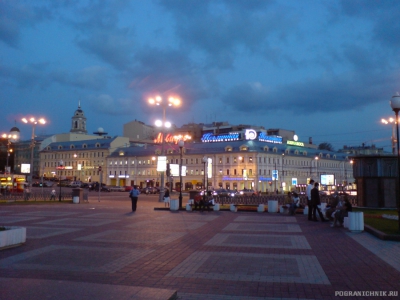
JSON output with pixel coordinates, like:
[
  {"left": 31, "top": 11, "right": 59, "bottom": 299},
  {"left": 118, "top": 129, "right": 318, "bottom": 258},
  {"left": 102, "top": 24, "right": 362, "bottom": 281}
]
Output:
[
  {"left": 193, "top": 193, "right": 204, "bottom": 211},
  {"left": 289, "top": 192, "right": 300, "bottom": 215}
]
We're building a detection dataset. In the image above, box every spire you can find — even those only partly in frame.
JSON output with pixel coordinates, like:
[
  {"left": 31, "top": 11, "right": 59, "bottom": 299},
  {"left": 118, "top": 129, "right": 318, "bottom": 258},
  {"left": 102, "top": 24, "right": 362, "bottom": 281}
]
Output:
[{"left": 78, "top": 98, "right": 81, "bottom": 109}]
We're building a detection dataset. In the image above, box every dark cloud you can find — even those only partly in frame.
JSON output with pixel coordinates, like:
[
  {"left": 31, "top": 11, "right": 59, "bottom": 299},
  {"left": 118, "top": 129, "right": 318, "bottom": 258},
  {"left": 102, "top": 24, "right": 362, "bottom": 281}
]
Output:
[
  {"left": 0, "top": 63, "right": 50, "bottom": 89},
  {"left": 222, "top": 70, "right": 397, "bottom": 115},
  {"left": 51, "top": 66, "right": 109, "bottom": 90},
  {"left": 127, "top": 47, "right": 211, "bottom": 108},
  {"left": 0, "top": 1, "right": 52, "bottom": 48},
  {"left": 159, "top": 0, "right": 295, "bottom": 69}
]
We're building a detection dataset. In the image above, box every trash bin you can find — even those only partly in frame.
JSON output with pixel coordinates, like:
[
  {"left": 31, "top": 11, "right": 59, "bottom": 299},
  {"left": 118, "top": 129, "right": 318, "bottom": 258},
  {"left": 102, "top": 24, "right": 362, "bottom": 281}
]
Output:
[
  {"left": 170, "top": 199, "right": 179, "bottom": 211},
  {"left": 349, "top": 212, "right": 364, "bottom": 232},
  {"left": 72, "top": 188, "right": 83, "bottom": 204},
  {"left": 268, "top": 200, "right": 278, "bottom": 213}
]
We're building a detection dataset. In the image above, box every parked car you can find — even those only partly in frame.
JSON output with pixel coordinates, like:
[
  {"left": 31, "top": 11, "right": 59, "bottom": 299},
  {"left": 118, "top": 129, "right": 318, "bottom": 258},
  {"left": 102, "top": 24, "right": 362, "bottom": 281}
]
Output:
[
  {"left": 140, "top": 187, "right": 159, "bottom": 194},
  {"left": 69, "top": 181, "right": 83, "bottom": 188},
  {"left": 124, "top": 186, "right": 133, "bottom": 191},
  {"left": 235, "top": 189, "right": 258, "bottom": 196},
  {"left": 213, "top": 189, "right": 235, "bottom": 197},
  {"left": 108, "top": 186, "right": 125, "bottom": 192},
  {"left": 93, "top": 186, "right": 111, "bottom": 192}
]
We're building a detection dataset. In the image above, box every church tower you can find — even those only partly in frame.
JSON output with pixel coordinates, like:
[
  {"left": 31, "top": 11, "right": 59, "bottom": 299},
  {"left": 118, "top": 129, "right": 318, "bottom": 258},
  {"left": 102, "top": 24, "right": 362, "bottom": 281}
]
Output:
[{"left": 70, "top": 101, "right": 87, "bottom": 134}]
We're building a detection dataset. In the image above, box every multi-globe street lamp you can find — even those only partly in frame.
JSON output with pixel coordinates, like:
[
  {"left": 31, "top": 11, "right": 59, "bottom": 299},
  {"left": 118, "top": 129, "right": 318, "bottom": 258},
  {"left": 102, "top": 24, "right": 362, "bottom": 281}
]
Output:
[
  {"left": 1, "top": 133, "right": 18, "bottom": 173},
  {"left": 21, "top": 117, "right": 46, "bottom": 186},
  {"left": 381, "top": 117, "right": 398, "bottom": 154},
  {"left": 202, "top": 156, "right": 208, "bottom": 202},
  {"left": 148, "top": 95, "right": 181, "bottom": 202},
  {"left": 389, "top": 94, "right": 400, "bottom": 232},
  {"left": 178, "top": 140, "right": 184, "bottom": 209}
]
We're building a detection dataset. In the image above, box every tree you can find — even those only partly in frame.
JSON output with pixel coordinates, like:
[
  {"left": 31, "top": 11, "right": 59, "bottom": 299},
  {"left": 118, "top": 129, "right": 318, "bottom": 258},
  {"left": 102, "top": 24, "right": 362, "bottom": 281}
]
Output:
[{"left": 318, "top": 142, "right": 334, "bottom": 151}]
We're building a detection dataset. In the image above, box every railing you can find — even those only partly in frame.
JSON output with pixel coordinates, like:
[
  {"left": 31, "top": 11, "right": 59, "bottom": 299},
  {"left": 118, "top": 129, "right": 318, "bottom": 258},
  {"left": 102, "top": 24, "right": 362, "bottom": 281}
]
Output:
[{"left": 0, "top": 191, "right": 89, "bottom": 202}]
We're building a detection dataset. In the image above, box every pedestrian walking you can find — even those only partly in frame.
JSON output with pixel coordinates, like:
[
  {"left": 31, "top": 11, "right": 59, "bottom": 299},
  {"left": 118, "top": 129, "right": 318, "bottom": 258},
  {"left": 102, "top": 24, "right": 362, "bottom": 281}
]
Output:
[
  {"left": 50, "top": 189, "right": 56, "bottom": 201},
  {"left": 129, "top": 186, "right": 140, "bottom": 212},
  {"left": 306, "top": 179, "right": 314, "bottom": 221},
  {"left": 311, "top": 182, "right": 328, "bottom": 222}
]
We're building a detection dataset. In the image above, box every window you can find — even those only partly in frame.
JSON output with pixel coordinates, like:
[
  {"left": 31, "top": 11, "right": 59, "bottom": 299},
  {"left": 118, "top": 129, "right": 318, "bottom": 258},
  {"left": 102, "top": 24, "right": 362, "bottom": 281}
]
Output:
[
  {"left": 226, "top": 169, "right": 230, "bottom": 175},
  {"left": 219, "top": 157, "right": 222, "bottom": 163},
  {"left": 249, "top": 157, "right": 253, "bottom": 162},
  {"left": 234, "top": 157, "right": 237, "bottom": 163},
  {"left": 249, "top": 169, "right": 253, "bottom": 175},
  {"left": 226, "top": 157, "right": 230, "bottom": 163},
  {"left": 234, "top": 169, "right": 237, "bottom": 175}
]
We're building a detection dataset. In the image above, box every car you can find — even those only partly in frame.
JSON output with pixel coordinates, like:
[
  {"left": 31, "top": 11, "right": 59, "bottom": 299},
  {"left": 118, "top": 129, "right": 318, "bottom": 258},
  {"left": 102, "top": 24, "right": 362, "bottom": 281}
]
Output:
[
  {"left": 140, "top": 187, "right": 159, "bottom": 194},
  {"left": 124, "top": 186, "right": 133, "bottom": 191},
  {"left": 213, "top": 189, "right": 235, "bottom": 197},
  {"left": 93, "top": 186, "right": 110, "bottom": 192},
  {"left": 69, "top": 181, "right": 83, "bottom": 188},
  {"left": 235, "top": 189, "right": 258, "bottom": 196},
  {"left": 108, "top": 186, "right": 125, "bottom": 192}
]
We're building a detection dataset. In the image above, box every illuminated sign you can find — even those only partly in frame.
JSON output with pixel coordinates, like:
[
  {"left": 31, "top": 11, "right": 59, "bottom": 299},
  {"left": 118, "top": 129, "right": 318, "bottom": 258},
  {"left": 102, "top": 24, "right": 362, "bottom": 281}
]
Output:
[
  {"left": 21, "top": 164, "right": 30, "bottom": 174},
  {"left": 170, "top": 164, "right": 187, "bottom": 177},
  {"left": 245, "top": 129, "right": 257, "bottom": 140},
  {"left": 222, "top": 176, "right": 245, "bottom": 181},
  {"left": 201, "top": 132, "right": 240, "bottom": 143},
  {"left": 77, "top": 164, "right": 82, "bottom": 171},
  {"left": 259, "top": 177, "right": 272, "bottom": 181},
  {"left": 321, "top": 174, "right": 335, "bottom": 185},
  {"left": 292, "top": 178, "right": 297, "bottom": 185},
  {"left": 154, "top": 133, "right": 192, "bottom": 144},
  {"left": 287, "top": 140, "right": 304, "bottom": 147},
  {"left": 272, "top": 170, "right": 279, "bottom": 180},
  {"left": 207, "top": 158, "right": 212, "bottom": 179},
  {"left": 258, "top": 133, "right": 282, "bottom": 144},
  {"left": 157, "top": 156, "right": 167, "bottom": 172}
]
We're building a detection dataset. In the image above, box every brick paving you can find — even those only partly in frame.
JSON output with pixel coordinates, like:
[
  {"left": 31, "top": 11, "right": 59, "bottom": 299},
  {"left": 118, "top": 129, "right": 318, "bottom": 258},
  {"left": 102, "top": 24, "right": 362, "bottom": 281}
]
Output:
[{"left": 0, "top": 193, "right": 399, "bottom": 299}]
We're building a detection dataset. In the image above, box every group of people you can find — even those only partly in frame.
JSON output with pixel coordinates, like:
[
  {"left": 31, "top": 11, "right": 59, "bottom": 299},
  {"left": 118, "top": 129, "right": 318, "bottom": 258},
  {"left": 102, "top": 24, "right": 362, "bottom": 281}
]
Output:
[
  {"left": 284, "top": 179, "right": 353, "bottom": 228},
  {"left": 306, "top": 179, "right": 352, "bottom": 227},
  {"left": 193, "top": 191, "right": 215, "bottom": 212}
]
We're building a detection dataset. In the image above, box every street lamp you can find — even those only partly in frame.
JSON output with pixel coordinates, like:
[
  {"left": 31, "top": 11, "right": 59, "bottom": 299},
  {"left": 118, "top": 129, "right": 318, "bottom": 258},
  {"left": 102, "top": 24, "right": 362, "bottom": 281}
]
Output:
[
  {"left": 58, "top": 160, "right": 64, "bottom": 202},
  {"left": 178, "top": 140, "right": 184, "bottom": 209},
  {"left": 148, "top": 95, "right": 181, "bottom": 202},
  {"left": 389, "top": 94, "right": 400, "bottom": 232},
  {"left": 1, "top": 133, "right": 18, "bottom": 173},
  {"left": 22, "top": 117, "right": 46, "bottom": 186},
  {"left": 281, "top": 153, "right": 285, "bottom": 192},
  {"left": 381, "top": 117, "right": 398, "bottom": 154}
]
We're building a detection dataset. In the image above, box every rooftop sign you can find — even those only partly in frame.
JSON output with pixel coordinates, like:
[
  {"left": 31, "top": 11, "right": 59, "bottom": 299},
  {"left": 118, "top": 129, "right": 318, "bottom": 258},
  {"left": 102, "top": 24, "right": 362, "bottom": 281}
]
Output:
[
  {"left": 287, "top": 140, "right": 304, "bottom": 147},
  {"left": 201, "top": 132, "right": 240, "bottom": 143},
  {"left": 258, "top": 132, "right": 282, "bottom": 144}
]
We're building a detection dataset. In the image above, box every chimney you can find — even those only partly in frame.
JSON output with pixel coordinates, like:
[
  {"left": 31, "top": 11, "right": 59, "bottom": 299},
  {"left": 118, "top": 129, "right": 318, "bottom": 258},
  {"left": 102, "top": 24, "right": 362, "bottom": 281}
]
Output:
[{"left": 309, "top": 137, "right": 313, "bottom": 144}]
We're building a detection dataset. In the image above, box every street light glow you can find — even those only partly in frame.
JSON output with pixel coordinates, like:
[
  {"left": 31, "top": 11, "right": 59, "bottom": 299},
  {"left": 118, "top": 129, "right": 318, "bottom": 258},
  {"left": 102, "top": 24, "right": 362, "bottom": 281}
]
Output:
[
  {"left": 155, "top": 120, "right": 162, "bottom": 127},
  {"left": 165, "top": 121, "right": 171, "bottom": 128}
]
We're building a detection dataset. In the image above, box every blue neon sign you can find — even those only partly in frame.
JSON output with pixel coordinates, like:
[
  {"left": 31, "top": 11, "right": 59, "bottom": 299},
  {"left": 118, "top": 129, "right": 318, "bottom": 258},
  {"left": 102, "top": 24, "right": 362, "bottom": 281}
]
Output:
[
  {"left": 258, "top": 133, "right": 282, "bottom": 144},
  {"left": 201, "top": 132, "right": 240, "bottom": 143}
]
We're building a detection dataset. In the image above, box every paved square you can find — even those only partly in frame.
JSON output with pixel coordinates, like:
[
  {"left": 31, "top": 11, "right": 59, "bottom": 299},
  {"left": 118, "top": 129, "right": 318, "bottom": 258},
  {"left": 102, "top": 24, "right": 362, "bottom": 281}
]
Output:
[
  {"left": 15, "top": 211, "right": 79, "bottom": 217},
  {"left": 157, "top": 214, "right": 219, "bottom": 222},
  {"left": 35, "top": 218, "right": 119, "bottom": 227},
  {"left": 126, "top": 220, "right": 207, "bottom": 230},
  {"left": 205, "top": 233, "right": 311, "bottom": 249},
  {"left": 167, "top": 251, "right": 330, "bottom": 284},
  {"left": 26, "top": 226, "right": 81, "bottom": 239},
  {"left": 0, "top": 216, "right": 43, "bottom": 224},
  {"left": 79, "top": 212, "right": 138, "bottom": 218},
  {"left": 223, "top": 223, "right": 302, "bottom": 232},
  {"left": 75, "top": 229, "right": 187, "bottom": 245},
  {"left": 0, "top": 245, "right": 153, "bottom": 273},
  {"left": 233, "top": 216, "right": 297, "bottom": 223}
]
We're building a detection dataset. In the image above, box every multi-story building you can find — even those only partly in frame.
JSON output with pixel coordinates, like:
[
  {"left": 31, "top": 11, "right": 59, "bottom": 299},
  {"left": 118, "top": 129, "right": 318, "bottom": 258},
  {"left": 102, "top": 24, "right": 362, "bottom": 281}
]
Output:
[
  {"left": 107, "top": 129, "right": 354, "bottom": 193},
  {"left": 40, "top": 136, "right": 130, "bottom": 183}
]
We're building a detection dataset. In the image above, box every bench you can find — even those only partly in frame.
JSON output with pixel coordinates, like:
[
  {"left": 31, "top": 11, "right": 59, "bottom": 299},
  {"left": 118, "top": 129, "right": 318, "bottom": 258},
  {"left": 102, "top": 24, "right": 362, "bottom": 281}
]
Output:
[
  {"left": 231, "top": 204, "right": 265, "bottom": 212},
  {"left": 186, "top": 201, "right": 217, "bottom": 212}
]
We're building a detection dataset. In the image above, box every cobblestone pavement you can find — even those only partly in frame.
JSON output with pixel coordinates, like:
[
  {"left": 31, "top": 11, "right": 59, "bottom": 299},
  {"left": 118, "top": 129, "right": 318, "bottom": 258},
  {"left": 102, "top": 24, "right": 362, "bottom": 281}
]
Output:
[{"left": 0, "top": 193, "right": 399, "bottom": 299}]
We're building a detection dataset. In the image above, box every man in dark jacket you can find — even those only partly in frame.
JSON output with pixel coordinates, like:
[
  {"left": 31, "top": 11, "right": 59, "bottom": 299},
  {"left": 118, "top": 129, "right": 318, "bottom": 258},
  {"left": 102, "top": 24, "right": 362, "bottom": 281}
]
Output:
[{"left": 311, "top": 182, "right": 328, "bottom": 222}]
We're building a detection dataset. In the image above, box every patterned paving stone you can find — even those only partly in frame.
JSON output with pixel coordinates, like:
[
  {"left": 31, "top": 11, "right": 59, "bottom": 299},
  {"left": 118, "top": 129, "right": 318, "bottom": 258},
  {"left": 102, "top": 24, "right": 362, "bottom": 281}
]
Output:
[
  {"left": 177, "top": 293, "right": 311, "bottom": 300},
  {"left": 223, "top": 223, "right": 302, "bottom": 232},
  {"left": 0, "top": 245, "right": 153, "bottom": 273},
  {"left": 75, "top": 229, "right": 187, "bottom": 245},
  {"left": 35, "top": 218, "right": 119, "bottom": 227},
  {"left": 157, "top": 214, "right": 219, "bottom": 222},
  {"left": 26, "top": 226, "right": 81, "bottom": 239},
  {"left": 234, "top": 216, "right": 297, "bottom": 223},
  {"left": 167, "top": 251, "right": 330, "bottom": 284},
  {"left": 0, "top": 216, "right": 43, "bottom": 224},
  {"left": 205, "top": 233, "right": 311, "bottom": 249},
  {"left": 126, "top": 220, "right": 207, "bottom": 230},
  {"left": 78, "top": 212, "right": 140, "bottom": 218},
  {"left": 347, "top": 232, "right": 400, "bottom": 272},
  {"left": 15, "top": 211, "right": 79, "bottom": 217}
]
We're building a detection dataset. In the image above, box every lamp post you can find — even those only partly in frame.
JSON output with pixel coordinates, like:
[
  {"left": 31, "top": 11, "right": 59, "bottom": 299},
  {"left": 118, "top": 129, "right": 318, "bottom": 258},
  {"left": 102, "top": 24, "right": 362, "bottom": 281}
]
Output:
[
  {"left": 1, "top": 133, "right": 18, "bottom": 173},
  {"left": 178, "top": 140, "right": 184, "bottom": 209},
  {"left": 148, "top": 95, "right": 181, "bottom": 202},
  {"left": 58, "top": 160, "right": 63, "bottom": 202},
  {"left": 390, "top": 94, "right": 400, "bottom": 232},
  {"left": 274, "top": 159, "right": 277, "bottom": 193},
  {"left": 22, "top": 117, "right": 46, "bottom": 186},
  {"left": 381, "top": 117, "right": 398, "bottom": 154},
  {"left": 202, "top": 156, "right": 208, "bottom": 202},
  {"left": 281, "top": 153, "right": 285, "bottom": 192}
]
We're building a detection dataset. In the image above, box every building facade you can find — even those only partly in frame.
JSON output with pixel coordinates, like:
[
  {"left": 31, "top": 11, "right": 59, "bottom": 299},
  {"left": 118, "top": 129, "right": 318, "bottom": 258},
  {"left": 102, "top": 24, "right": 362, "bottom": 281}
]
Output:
[{"left": 107, "top": 138, "right": 354, "bottom": 193}]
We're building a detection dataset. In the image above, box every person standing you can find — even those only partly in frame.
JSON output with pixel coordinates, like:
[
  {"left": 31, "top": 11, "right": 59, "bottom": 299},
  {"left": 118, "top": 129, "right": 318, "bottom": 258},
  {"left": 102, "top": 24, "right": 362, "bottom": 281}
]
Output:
[
  {"left": 129, "top": 186, "right": 140, "bottom": 212},
  {"left": 311, "top": 182, "right": 328, "bottom": 222},
  {"left": 50, "top": 189, "right": 56, "bottom": 201},
  {"left": 306, "top": 179, "right": 314, "bottom": 221}
]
